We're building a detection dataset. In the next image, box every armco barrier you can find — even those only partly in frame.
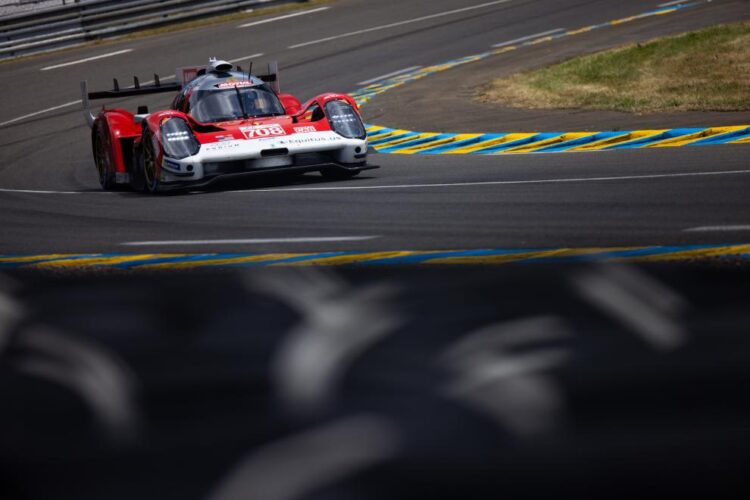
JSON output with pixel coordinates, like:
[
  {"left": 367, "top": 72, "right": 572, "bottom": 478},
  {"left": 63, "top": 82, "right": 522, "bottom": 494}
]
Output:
[{"left": 0, "top": 0, "right": 309, "bottom": 60}]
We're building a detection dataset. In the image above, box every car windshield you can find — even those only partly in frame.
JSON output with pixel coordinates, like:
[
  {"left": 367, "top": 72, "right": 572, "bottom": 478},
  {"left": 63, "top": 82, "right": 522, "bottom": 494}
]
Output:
[{"left": 189, "top": 84, "right": 285, "bottom": 122}]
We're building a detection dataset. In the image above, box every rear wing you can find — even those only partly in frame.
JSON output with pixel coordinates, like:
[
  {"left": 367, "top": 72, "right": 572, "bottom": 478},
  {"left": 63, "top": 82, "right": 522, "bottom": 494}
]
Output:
[
  {"left": 80, "top": 74, "right": 181, "bottom": 128},
  {"left": 80, "top": 60, "right": 280, "bottom": 128}
]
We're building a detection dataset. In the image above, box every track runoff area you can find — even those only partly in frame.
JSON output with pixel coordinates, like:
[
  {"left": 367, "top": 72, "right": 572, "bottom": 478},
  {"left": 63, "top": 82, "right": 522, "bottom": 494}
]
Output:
[
  {"left": 1, "top": 0, "right": 749, "bottom": 268},
  {"left": 353, "top": 0, "right": 750, "bottom": 154}
]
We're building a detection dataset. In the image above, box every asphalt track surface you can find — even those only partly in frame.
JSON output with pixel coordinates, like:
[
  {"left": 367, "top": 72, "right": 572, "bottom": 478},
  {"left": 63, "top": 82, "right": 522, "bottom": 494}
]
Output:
[
  {"left": 2, "top": 2, "right": 750, "bottom": 499},
  {"left": 1, "top": 0, "right": 749, "bottom": 255}
]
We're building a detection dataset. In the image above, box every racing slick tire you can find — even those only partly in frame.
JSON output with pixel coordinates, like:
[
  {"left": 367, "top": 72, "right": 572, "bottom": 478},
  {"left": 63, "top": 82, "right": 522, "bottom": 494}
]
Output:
[
  {"left": 140, "top": 130, "right": 161, "bottom": 194},
  {"left": 129, "top": 140, "right": 146, "bottom": 192},
  {"left": 320, "top": 168, "right": 361, "bottom": 180},
  {"left": 93, "top": 123, "right": 116, "bottom": 190}
]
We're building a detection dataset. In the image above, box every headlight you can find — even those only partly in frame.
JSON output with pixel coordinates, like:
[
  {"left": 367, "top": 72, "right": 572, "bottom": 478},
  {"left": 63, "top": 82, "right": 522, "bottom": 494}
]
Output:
[
  {"left": 325, "top": 100, "right": 366, "bottom": 140},
  {"left": 161, "top": 117, "right": 200, "bottom": 159}
]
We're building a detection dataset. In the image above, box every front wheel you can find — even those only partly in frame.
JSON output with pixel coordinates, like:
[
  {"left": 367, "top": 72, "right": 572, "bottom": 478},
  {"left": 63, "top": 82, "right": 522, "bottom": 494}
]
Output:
[
  {"left": 93, "top": 125, "right": 115, "bottom": 190},
  {"left": 129, "top": 140, "right": 146, "bottom": 192},
  {"left": 141, "top": 130, "right": 161, "bottom": 194}
]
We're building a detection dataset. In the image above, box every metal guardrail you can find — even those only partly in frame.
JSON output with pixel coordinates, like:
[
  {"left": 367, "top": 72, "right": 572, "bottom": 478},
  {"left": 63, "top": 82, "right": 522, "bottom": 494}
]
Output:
[
  {"left": 1, "top": 0, "right": 143, "bottom": 30},
  {"left": 0, "top": 0, "right": 69, "bottom": 19},
  {"left": 0, "top": 0, "right": 308, "bottom": 60}
]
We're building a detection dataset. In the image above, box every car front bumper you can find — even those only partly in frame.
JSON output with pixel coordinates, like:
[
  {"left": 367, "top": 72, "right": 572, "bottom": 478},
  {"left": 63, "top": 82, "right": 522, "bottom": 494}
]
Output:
[{"left": 156, "top": 161, "right": 378, "bottom": 191}]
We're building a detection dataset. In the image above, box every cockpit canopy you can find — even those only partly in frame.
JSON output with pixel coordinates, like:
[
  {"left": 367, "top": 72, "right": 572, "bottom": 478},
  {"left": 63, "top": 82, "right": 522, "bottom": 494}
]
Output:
[{"left": 173, "top": 71, "right": 285, "bottom": 123}]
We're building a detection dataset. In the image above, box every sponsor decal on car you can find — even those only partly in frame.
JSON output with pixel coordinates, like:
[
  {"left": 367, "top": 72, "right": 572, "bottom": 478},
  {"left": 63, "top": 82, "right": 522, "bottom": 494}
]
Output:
[
  {"left": 216, "top": 134, "right": 235, "bottom": 142},
  {"left": 279, "top": 136, "right": 343, "bottom": 145},
  {"left": 204, "top": 142, "right": 240, "bottom": 151},
  {"left": 216, "top": 78, "right": 254, "bottom": 89},
  {"left": 163, "top": 158, "right": 181, "bottom": 170},
  {"left": 293, "top": 126, "right": 317, "bottom": 134},
  {"left": 240, "top": 124, "right": 287, "bottom": 139}
]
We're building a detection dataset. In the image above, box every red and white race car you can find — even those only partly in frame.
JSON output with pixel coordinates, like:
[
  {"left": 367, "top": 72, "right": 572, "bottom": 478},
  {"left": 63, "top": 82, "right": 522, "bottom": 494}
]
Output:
[{"left": 81, "top": 58, "right": 375, "bottom": 192}]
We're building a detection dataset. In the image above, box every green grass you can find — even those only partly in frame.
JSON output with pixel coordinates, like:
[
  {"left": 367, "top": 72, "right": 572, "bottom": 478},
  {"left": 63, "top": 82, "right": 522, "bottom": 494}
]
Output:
[{"left": 479, "top": 21, "right": 750, "bottom": 113}]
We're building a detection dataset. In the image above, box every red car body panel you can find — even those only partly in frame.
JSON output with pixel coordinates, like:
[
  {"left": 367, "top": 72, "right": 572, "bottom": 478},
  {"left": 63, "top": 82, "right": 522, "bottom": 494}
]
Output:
[{"left": 83, "top": 60, "right": 374, "bottom": 191}]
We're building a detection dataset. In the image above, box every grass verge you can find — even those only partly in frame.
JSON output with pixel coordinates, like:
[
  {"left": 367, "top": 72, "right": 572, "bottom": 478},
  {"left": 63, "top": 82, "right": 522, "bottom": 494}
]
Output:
[{"left": 479, "top": 21, "right": 750, "bottom": 113}]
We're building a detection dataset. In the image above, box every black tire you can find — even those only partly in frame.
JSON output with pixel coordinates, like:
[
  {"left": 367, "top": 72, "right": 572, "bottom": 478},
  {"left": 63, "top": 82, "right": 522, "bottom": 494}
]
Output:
[
  {"left": 93, "top": 124, "right": 116, "bottom": 190},
  {"left": 129, "top": 140, "right": 146, "bottom": 192},
  {"left": 320, "top": 168, "right": 360, "bottom": 180},
  {"left": 141, "top": 130, "right": 161, "bottom": 194}
]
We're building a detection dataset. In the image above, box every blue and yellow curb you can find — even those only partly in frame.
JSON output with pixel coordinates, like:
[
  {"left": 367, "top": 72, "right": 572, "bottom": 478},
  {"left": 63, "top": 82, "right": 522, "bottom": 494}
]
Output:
[
  {"left": 352, "top": 1, "right": 750, "bottom": 154},
  {"left": 2, "top": 244, "right": 749, "bottom": 269},
  {"left": 365, "top": 125, "right": 750, "bottom": 154}
]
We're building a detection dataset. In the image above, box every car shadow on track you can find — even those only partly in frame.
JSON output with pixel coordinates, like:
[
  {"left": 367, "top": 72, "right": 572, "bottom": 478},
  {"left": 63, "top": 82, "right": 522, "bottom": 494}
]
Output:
[{"left": 108, "top": 172, "right": 379, "bottom": 197}]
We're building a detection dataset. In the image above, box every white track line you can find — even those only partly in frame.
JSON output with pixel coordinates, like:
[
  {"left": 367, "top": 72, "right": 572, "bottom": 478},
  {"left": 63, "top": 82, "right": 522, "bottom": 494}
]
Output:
[
  {"left": 0, "top": 187, "right": 100, "bottom": 195},
  {"left": 288, "top": 0, "right": 513, "bottom": 49},
  {"left": 492, "top": 28, "right": 565, "bottom": 48},
  {"left": 137, "top": 74, "right": 175, "bottom": 86},
  {"left": 658, "top": 0, "right": 686, "bottom": 7},
  {"left": 229, "top": 52, "right": 265, "bottom": 63},
  {"left": 0, "top": 100, "right": 81, "bottom": 127},
  {"left": 238, "top": 7, "right": 330, "bottom": 28},
  {"left": 3, "top": 169, "right": 749, "bottom": 196},
  {"left": 683, "top": 225, "right": 750, "bottom": 232},
  {"left": 1, "top": 52, "right": 262, "bottom": 127},
  {"left": 357, "top": 66, "right": 422, "bottom": 85},
  {"left": 40, "top": 49, "right": 133, "bottom": 71},
  {"left": 229, "top": 169, "right": 750, "bottom": 193},
  {"left": 121, "top": 236, "right": 380, "bottom": 246}
]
